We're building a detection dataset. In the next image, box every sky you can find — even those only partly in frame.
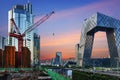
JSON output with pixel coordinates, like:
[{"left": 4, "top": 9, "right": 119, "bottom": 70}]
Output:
[{"left": 0, "top": 0, "right": 120, "bottom": 60}]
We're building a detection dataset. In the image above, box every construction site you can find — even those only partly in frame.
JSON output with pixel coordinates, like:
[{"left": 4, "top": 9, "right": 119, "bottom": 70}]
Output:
[
  {"left": 0, "top": 3, "right": 56, "bottom": 80},
  {"left": 0, "top": 9, "right": 54, "bottom": 69}
]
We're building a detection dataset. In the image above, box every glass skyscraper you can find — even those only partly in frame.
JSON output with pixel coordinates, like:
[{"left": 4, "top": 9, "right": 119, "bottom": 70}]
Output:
[
  {"left": 55, "top": 52, "right": 62, "bottom": 66},
  {"left": 8, "top": 3, "right": 34, "bottom": 65},
  {"left": 79, "top": 12, "right": 120, "bottom": 67},
  {"left": 33, "top": 33, "right": 40, "bottom": 67}
]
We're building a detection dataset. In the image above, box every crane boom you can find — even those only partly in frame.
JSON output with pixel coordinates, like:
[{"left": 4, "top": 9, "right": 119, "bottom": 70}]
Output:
[
  {"left": 22, "top": 11, "right": 54, "bottom": 36},
  {"left": 9, "top": 11, "right": 54, "bottom": 67},
  {"left": 10, "top": 18, "right": 21, "bottom": 34}
]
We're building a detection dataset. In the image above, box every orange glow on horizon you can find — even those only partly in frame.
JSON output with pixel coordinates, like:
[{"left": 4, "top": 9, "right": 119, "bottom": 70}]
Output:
[
  {"left": 92, "top": 32, "right": 109, "bottom": 58},
  {"left": 40, "top": 30, "right": 80, "bottom": 60},
  {"left": 40, "top": 31, "right": 110, "bottom": 60},
  {"left": 92, "top": 48, "right": 109, "bottom": 58}
]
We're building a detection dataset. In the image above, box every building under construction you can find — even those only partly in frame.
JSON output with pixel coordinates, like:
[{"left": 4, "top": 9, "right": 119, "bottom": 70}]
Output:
[
  {"left": 1, "top": 46, "right": 31, "bottom": 68},
  {"left": 21, "top": 47, "right": 31, "bottom": 68},
  {"left": 3, "top": 46, "right": 16, "bottom": 68},
  {"left": 8, "top": 3, "right": 54, "bottom": 67}
]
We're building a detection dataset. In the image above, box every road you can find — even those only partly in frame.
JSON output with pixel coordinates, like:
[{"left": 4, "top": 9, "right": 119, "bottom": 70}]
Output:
[{"left": 73, "top": 68, "right": 120, "bottom": 78}]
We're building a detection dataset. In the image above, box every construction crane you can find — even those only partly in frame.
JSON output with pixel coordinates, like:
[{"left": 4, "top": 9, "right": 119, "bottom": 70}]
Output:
[{"left": 9, "top": 11, "right": 54, "bottom": 67}]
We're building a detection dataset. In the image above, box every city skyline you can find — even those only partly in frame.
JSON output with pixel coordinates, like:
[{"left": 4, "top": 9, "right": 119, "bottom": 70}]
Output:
[{"left": 0, "top": 0, "right": 120, "bottom": 60}]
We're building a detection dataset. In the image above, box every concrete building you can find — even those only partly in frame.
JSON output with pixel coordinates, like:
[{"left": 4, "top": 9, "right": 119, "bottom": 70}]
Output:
[
  {"left": 8, "top": 3, "right": 35, "bottom": 65},
  {"left": 33, "top": 33, "right": 40, "bottom": 67},
  {"left": 79, "top": 12, "right": 120, "bottom": 67},
  {"left": 75, "top": 44, "right": 81, "bottom": 66},
  {"left": 0, "top": 35, "right": 7, "bottom": 50}
]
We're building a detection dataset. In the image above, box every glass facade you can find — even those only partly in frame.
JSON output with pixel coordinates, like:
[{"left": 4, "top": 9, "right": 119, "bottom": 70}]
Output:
[
  {"left": 55, "top": 52, "right": 62, "bottom": 66},
  {"left": 8, "top": 3, "right": 34, "bottom": 65},
  {"left": 0, "top": 35, "right": 7, "bottom": 50},
  {"left": 33, "top": 33, "right": 40, "bottom": 67},
  {"left": 79, "top": 12, "right": 120, "bottom": 67},
  {"left": 52, "top": 52, "right": 62, "bottom": 66}
]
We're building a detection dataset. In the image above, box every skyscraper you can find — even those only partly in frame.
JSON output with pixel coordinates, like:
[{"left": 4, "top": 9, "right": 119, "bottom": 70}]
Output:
[
  {"left": 33, "top": 33, "right": 40, "bottom": 67},
  {"left": 55, "top": 52, "right": 62, "bottom": 66},
  {"left": 75, "top": 44, "right": 81, "bottom": 66},
  {"left": 8, "top": 3, "right": 34, "bottom": 65},
  {"left": 79, "top": 12, "right": 120, "bottom": 67}
]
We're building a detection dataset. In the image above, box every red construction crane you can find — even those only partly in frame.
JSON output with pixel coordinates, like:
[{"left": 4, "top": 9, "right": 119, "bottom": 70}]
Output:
[{"left": 9, "top": 11, "right": 54, "bottom": 67}]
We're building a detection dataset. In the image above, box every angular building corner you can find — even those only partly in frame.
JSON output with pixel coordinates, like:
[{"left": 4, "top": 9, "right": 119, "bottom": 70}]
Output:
[{"left": 79, "top": 12, "right": 120, "bottom": 67}]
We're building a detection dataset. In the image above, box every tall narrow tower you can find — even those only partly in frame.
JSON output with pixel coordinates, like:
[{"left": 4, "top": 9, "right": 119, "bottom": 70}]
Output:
[{"left": 33, "top": 33, "right": 40, "bottom": 67}]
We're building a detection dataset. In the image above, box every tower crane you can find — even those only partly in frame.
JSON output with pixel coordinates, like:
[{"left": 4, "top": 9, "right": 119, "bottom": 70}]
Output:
[{"left": 9, "top": 11, "right": 54, "bottom": 67}]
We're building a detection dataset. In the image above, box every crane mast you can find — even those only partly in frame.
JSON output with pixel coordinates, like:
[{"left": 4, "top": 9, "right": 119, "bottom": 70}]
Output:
[{"left": 9, "top": 11, "right": 54, "bottom": 67}]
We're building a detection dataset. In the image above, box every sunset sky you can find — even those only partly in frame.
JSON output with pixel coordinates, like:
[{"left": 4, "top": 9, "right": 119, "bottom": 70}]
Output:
[{"left": 0, "top": 0, "right": 120, "bottom": 60}]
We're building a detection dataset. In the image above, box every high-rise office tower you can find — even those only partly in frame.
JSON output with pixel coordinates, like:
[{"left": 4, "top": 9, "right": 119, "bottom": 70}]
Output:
[
  {"left": 8, "top": 3, "right": 34, "bottom": 65},
  {"left": 33, "top": 33, "right": 40, "bottom": 67},
  {"left": 55, "top": 52, "right": 62, "bottom": 66}
]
